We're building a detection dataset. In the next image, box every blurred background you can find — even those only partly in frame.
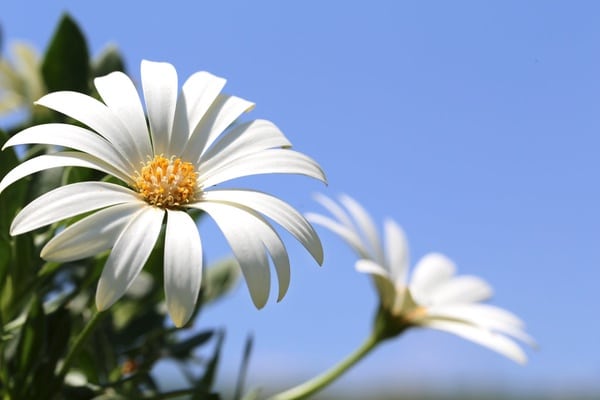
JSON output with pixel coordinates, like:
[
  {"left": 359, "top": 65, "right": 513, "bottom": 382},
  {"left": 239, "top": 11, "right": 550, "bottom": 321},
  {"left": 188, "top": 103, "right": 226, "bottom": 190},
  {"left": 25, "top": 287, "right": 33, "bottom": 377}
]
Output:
[{"left": 1, "top": 1, "right": 599, "bottom": 399}]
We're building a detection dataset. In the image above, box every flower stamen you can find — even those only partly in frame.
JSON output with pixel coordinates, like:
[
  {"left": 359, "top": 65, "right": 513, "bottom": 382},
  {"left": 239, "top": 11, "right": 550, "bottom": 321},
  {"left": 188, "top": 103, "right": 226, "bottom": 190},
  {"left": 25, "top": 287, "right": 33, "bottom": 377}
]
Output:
[{"left": 134, "top": 155, "right": 198, "bottom": 208}]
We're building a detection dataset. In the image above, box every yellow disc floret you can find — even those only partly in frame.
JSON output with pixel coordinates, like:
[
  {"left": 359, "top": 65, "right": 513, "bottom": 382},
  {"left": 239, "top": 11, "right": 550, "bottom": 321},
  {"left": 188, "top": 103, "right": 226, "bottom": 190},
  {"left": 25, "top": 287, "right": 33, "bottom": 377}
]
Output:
[{"left": 134, "top": 155, "right": 198, "bottom": 208}]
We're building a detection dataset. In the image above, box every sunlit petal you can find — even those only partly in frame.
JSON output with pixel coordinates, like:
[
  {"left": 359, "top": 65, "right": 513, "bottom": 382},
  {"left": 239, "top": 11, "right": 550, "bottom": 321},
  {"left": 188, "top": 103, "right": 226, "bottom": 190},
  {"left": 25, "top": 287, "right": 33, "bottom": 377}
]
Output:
[
  {"left": 424, "top": 304, "right": 536, "bottom": 347},
  {"left": 305, "top": 213, "right": 370, "bottom": 259},
  {"left": 199, "top": 119, "right": 291, "bottom": 171},
  {"left": 164, "top": 210, "right": 203, "bottom": 327},
  {"left": 423, "top": 319, "right": 528, "bottom": 364},
  {"left": 36, "top": 91, "right": 139, "bottom": 166},
  {"left": 428, "top": 275, "right": 493, "bottom": 305},
  {"left": 410, "top": 253, "right": 456, "bottom": 303},
  {"left": 41, "top": 202, "right": 144, "bottom": 262},
  {"left": 182, "top": 94, "right": 255, "bottom": 164},
  {"left": 384, "top": 218, "right": 410, "bottom": 288},
  {"left": 10, "top": 182, "right": 139, "bottom": 235},
  {"left": 94, "top": 71, "right": 152, "bottom": 163},
  {"left": 3, "top": 123, "right": 132, "bottom": 176},
  {"left": 190, "top": 201, "right": 290, "bottom": 307},
  {"left": 96, "top": 206, "right": 164, "bottom": 310},
  {"left": 141, "top": 60, "right": 178, "bottom": 155},
  {"left": 200, "top": 189, "right": 323, "bottom": 264},
  {"left": 340, "top": 194, "right": 384, "bottom": 265},
  {"left": 312, "top": 193, "right": 356, "bottom": 230},
  {"left": 199, "top": 149, "right": 325, "bottom": 188},
  {"left": 170, "top": 71, "right": 226, "bottom": 155},
  {"left": 0, "top": 152, "right": 132, "bottom": 196},
  {"left": 356, "top": 259, "right": 397, "bottom": 309}
]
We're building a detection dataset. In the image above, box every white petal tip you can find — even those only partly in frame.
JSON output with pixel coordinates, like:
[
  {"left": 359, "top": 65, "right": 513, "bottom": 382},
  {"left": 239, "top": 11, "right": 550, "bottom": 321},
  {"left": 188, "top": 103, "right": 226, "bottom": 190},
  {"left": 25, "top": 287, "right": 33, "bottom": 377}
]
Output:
[
  {"left": 166, "top": 299, "right": 195, "bottom": 328},
  {"left": 95, "top": 284, "right": 118, "bottom": 312},
  {"left": 252, "top": 299, "right": 267, "bottom": 310},
  {"left": 169, "top": 309, "right": 192, "bottom": 328}
]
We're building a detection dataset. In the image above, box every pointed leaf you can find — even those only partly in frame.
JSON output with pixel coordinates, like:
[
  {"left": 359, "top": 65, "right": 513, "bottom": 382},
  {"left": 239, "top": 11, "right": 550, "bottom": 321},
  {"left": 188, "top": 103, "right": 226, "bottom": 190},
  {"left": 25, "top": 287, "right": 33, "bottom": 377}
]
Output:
[
  {"left": 41, "top": 14, "right": 90, "bottom": 93},
  {"left": 15, "top": 297, "right": 46, "bottom": 386},
  {"left": 169, "top": 330, "right": 214, "bottom": 359}
]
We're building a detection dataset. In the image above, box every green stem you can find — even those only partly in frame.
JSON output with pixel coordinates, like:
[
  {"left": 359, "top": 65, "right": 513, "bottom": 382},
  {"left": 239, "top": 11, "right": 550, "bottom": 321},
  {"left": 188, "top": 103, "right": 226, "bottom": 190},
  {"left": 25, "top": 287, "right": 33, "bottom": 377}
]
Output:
[
  {"left": 56, "top": 309, "right": 105, "bottom": 381},
  {"left": 267, "top": 331, "right": 381, "bottom": 400}
]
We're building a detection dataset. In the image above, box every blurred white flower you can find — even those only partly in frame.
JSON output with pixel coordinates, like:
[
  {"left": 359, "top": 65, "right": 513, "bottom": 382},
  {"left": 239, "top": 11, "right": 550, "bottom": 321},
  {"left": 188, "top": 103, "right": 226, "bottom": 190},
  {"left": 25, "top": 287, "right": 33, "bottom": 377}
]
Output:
[
  {"left": 0, "top": 60, "right": 325, "bottom": 327},
  {"left": 306, "top": 194, "right": 535, "bottom": 364},
  {"left": 0, "top": 41, "right": 45, "bottom": 117}
]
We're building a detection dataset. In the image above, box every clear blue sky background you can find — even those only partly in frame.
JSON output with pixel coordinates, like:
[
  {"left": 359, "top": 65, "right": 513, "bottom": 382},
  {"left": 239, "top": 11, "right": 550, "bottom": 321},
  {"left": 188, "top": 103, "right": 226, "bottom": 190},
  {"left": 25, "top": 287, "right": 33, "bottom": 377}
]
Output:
[{"left": 2, "top": 1, "right": 599, "bottom": 397}]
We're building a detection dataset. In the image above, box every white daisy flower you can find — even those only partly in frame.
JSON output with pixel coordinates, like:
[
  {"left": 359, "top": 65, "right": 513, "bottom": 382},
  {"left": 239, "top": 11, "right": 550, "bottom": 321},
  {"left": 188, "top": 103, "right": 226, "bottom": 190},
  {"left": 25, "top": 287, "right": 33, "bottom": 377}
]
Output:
[
  {"left": 0, "top": 41, "right": 46, "bottom": 117},
  {"left": 306, "top": 194, "right": 534, "bottom": 364},
  {"left": 0, "top": 60, "right": 325, "bottom": 327}
]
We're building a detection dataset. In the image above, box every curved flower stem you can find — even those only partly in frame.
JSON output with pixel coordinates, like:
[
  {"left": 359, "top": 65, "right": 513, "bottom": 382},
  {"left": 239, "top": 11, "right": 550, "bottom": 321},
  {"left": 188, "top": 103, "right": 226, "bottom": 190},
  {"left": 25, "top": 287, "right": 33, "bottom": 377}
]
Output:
[
  {"left": 267, "top": 331, "right": 381, "bottom": 400},
  {"left": 56, "top": 309, "right": 105, "bottom": 381}
]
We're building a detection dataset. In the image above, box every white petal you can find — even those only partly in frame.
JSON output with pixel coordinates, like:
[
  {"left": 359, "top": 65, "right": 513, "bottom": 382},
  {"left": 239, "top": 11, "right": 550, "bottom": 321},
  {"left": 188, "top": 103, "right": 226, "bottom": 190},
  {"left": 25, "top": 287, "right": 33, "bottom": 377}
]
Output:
[
  {"left": 41, "top": 202, "right": 143, "bottom": 262},
  {"left": 425, "top": 304, "right": 536, "bottom": 347},
  {"left": 193, "top": 201, "right": 291, "bottom": 303},
  {"left": 198, "top": 119, "right": 291, "bottom": 171},
  {"left": 169, "top": 71, "right": 227, "bottom": 156},
  {"left": 356, "top": 259, "right": 397, "bottom": 309},
  {"left": 428, "top": 275, "right": 493, "bottom": 305},
  {"left": 200, "top": 189, "right": 323, "bottom": 264},
  {"left": 10, "top": 182, "right": 140, "bottom": 235},
  {"left": 96, "top": 206, "right": 164, "bottom": 310},
  {"left": 312, "top": 193, "right": 356, "bottom": 230},
  {"left": 199, "top": 149, "right": 326, "bottom": 188},
  {"left": 182, "top": 94, "right": 255, "bottom": 164},
  {"left": 164, "top": 210, "right": 203, "bottom": 327},
  {"left": 384, "top": 218, "right": 410, "bottom": 288},
  {"left": 423, "top": 319, "right": 528, "bottom": 364},
  {"left": 94, "top": 71, "right": 152, "bottom": 164},
  {"left": 0, "top": 152, "right": 132, "bottom": 196},
  {"left": 141, "top": 60, "right": 178, "bottom": 156},
  {"left": 427, "top": 302, "right": 525, "bottom": 328},
  {"left": 339, "top": 195, "right": 385, "bottom": 265},
  {"left": 355, "top": 258, "right": 392, "bottom": 279},
  {"left": 35, "top": 91, "right": 139, "bottom": 166},
  {"left": 305, "top": 213, "right": 370, "bottom": 259},
  {"left": 190, "top": 201, "right": 288, "bottom": 308},
  {"left": 410, "top": 253, "right": 456, "bottom": 304},
  {"left": 3, "top": 123, "right": 133, "bottom": 176}
]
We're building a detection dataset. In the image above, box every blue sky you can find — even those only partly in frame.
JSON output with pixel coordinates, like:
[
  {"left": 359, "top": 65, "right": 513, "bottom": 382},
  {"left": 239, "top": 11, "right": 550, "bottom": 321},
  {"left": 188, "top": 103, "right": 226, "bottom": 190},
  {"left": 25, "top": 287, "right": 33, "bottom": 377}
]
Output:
[{"left": 2, "top": 1, "right": 599, "bottom": 397}]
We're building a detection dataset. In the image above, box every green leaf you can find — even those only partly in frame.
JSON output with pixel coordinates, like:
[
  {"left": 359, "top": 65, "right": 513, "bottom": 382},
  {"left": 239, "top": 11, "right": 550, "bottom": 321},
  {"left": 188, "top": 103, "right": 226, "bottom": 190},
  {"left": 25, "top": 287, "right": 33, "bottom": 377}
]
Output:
[
  {"left": 234, "top": 334, "right": 254, "bottom": 400},
  {"left": 201, "top": 258, "right": 241, "bottom": 305},
  {"left": 28, "top": 307, "right": 72, "bottom": 399},
  {"left": 0, "top": 240, "right": 10, "bottom": 292},
  {"left": 0, "top": 129, "right": 25, "bottom": 239},
  {"left": 195, "top": 330, "right": 224, "bottom": 394},
  {"left": 169, "top": 330, "right": 214, "bottom": 359},
  {"left": 41, "top": 13, "right": 90, "bottom": 93},
  {"left": 93, "top": 44, "right": 126, "bottom": 77},
  {"left": 14, "top": 296, "right": 46, "bottom": 395}
]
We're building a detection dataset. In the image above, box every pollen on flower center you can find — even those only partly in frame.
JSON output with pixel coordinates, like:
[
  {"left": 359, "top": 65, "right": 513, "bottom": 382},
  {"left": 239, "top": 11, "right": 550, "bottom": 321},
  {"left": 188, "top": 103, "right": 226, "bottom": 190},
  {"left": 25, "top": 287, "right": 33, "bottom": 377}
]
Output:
[{"left": 134, "top": 155, "right": 198, "bottom": 208}]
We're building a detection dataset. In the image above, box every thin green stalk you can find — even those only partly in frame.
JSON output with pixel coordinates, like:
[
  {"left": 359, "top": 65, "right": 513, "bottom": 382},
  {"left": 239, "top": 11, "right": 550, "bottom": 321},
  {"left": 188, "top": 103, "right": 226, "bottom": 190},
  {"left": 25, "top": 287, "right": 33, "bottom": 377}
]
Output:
[
  {"left": 56, "top": 309, "right": 105, "bottom": 381},
  {"left": 267, "top": 331, "right": 381, "bottom": 400}
]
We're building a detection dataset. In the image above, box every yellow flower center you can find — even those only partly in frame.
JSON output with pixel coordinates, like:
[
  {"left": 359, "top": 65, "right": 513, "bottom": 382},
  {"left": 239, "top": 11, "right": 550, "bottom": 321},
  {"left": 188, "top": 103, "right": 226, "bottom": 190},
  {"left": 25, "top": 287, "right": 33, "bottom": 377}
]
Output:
[
  {"left": 404, "top": 305, "right": 428, "bottom": 323},
  {"left": 134, "top": 155, "right": 198, "bottom": 208}
]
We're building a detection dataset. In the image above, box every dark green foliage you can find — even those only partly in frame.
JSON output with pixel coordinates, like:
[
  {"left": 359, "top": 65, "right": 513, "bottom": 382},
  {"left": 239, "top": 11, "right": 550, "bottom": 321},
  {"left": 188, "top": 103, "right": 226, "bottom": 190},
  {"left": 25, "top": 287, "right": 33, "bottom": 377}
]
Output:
[{"left": 41, "top": 13, "right": 90, "bottom": 94}]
